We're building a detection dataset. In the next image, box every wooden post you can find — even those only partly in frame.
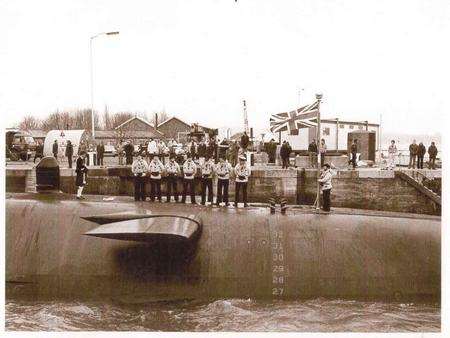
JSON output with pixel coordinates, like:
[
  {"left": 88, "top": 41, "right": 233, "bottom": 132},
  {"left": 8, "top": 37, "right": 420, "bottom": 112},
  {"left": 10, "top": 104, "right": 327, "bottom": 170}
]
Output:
[{"left": 335, "top": 118, "right": 339, "bottom": 151}]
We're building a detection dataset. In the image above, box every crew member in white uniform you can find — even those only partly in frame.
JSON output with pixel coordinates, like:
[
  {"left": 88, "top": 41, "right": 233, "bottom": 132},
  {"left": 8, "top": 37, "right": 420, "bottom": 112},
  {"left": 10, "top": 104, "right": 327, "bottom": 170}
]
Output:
[
  {"left": 234, "top": 155, "right": 251, "bottom": 207},
  {"left": 317, "top": 163, "right": 336, "bottom": 212},
  {"left": 181, "top": 154, "right": 197, "bottom": 204},
  {"left": 215, "top": 156, "right": 232, "bottom": 206},
  {"left": 148, "top": 155, "right": 164, "bottom": 202},
  {"left": 200, "top": 156, "right": 215, "bottom": 205},
  {"left": 165, "top": 154, "right": 180, "bottom": 202},
  {"left": 131, "top": 154, "right": 148, "bottom": 201}
]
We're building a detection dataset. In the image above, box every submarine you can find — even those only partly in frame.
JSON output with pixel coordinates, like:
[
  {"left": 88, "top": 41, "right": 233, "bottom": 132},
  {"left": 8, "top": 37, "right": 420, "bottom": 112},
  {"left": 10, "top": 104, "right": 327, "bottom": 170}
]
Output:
[{"left": 5, "top": 191, "right": 440, "bottom": 303}]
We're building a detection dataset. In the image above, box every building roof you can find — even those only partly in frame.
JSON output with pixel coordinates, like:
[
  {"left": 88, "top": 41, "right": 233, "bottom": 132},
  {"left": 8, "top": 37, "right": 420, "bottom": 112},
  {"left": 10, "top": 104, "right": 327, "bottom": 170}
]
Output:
[
  {"left": 26, "top": 130, "right": 47, "bottom": 138},
  {"left": 321, "top": 118, "right": 379, "bottom": 127},
  {"left": 114, "top": 116, "right": 156, "bottom": 130},
  {"left": 157, "top": 115, "right": 215, "bottom": 133},
  {"left": 95, "top": 130, "right": 163, "bottom": 139},
  {"left": 157, "top": 116, "right": 190, "bottom": 128}
]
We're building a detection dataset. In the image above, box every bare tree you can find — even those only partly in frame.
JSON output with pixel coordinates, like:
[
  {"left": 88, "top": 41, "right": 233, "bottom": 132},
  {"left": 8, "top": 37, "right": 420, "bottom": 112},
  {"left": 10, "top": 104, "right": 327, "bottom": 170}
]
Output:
[
  {"left": 18, "top": 115, "right": 41, "bottom": 130},
  {"left": 111, "top": 112, "right": 135, "bottom": 129},
  {"left": 150, "top": 111, "right": 169, "bottom": 127}
]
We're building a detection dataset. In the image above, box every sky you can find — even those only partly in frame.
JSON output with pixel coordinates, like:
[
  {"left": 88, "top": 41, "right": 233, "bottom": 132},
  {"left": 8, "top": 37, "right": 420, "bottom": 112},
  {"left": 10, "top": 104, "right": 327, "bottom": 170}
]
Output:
[{"left": 1, "top": 0, "right": 449, "bottom": 136}]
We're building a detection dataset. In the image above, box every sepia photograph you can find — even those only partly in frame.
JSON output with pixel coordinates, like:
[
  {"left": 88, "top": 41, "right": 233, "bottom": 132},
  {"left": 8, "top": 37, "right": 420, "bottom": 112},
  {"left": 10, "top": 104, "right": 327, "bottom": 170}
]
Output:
[{"left": 1, "top": 0, "right": 448, "bottom": 335}]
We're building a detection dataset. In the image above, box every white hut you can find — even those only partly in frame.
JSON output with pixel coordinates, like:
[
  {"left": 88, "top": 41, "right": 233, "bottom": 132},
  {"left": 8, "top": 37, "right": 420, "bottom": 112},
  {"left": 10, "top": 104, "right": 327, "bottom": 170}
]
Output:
[{"left": 43, "top": 130, "right": 88, "bottom": 158}]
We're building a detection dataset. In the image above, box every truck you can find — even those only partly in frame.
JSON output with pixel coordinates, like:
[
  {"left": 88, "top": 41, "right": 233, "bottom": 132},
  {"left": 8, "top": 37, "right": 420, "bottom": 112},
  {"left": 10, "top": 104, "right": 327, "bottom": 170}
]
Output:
[{"left": 5, "top": 129, "right": 37, "bottom": 161}]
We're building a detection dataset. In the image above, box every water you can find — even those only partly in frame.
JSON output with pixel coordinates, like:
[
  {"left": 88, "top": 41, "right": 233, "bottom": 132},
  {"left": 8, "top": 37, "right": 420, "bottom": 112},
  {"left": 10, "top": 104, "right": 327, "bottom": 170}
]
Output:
[{"left": 5, "top": 299, "right": 440, "bottom": 332}]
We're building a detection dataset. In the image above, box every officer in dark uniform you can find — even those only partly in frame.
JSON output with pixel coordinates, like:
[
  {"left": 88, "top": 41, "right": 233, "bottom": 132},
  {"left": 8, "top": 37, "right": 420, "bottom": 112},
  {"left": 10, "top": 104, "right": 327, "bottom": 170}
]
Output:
[
  {"left": 65, "top": 140, "right": 74, "bottom": 168},
  {"left": 349, "top": 139, "right": 357, "bottom": 169},
  {"left": 52, "top": 140, "right": 58, "bottom": 159},
  {"left": 75, "top": 151, "right": 88, "bottom": 200}
]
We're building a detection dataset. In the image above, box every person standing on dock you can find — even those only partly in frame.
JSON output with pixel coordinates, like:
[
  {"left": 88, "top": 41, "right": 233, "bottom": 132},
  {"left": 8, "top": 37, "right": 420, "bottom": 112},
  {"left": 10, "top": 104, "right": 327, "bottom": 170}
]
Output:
[
  {"left": 387, "top": 140, "right": 398, "bottom": 170},
  {"left": 308, "top": 139, "right": 317, "bottom": 168},
  {"left": 428, "top": 142, "right": 438, "bottom": 170},
  {"left": 348, "top": 139, "right": 358, "bottom": 170},
  {"left": 148, "top": 155, "right": 164, "bottom": 202},
  {"left": 65, "top": 140, "right": 73, "bottom": 168},
  {"left": 96, "top": 141, "right": 105, "bottom": 166},
  {"left": 200, "top": 156, "right": 215, "bottom": 205},
  {"left": 181, "top": 154, "right": 197, "bottom": 204},
  {"left": 318, "top": 163, "right": 335, "bottom": 212},
  {"left": 52, "top": 140, "right": 58, "bottom": 159},
  {"left": 280, "top": 141, "right": 292, "bottom": 169},
  {"left": 117, "top": 140, "right": 124, "bottom": 165},
  {"left": 408, "top": 140, "right": 418, "bottom": 169},
  {"left": 417, "top": 142, "right": 426, "bottom": 169},
  {"left": 234, "top": 155, "right": 251, "bottom": 207},
  {"left": 33, "top": 140, "right": 44, "bottom": 163},
  {"left": 131, "top": 154, "right": 148, "bottom": 202},
  {"left": 124, "top": 141, "right": 134, "bottom": 165},
  {"left": 75, "top": 151, "right": 89, "bottom": 200},
  {"left": 165, "top": 155, "right": 180, "bottom": 202},
  {"left": 215, "top": 156, "right": 232, "bottom": 206}
]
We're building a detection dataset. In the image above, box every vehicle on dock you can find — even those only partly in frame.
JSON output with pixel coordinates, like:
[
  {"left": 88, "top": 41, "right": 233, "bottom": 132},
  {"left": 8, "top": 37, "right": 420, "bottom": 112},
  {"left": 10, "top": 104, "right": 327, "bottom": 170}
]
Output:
[{"left": 5, "top": 129, "right": 37, "bottom": 161}]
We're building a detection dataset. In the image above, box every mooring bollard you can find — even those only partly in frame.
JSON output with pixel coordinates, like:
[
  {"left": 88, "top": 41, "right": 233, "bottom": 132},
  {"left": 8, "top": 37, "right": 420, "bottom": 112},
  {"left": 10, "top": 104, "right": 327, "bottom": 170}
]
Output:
[
  {"left": 280, "top": 198, "right": 287, "bottom": 215},
  {"left": 269, "top": 198, "right": 276, "bottom": 214}
]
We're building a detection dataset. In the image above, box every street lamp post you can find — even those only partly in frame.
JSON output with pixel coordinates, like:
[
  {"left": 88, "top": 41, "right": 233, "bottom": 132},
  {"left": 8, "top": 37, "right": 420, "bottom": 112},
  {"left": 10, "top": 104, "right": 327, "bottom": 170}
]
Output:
[{"left": 89, "top": 31, "right": 119, "bottom": 140}]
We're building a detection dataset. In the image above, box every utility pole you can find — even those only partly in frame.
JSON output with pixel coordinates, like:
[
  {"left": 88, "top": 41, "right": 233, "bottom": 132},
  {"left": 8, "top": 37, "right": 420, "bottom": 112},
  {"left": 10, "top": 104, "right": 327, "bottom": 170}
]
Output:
[
  {"left": 89, "top": 31, "right": 119, "bottom": 140},
  {"left": 243, "top": 99, "right": 249, "bottom": 134},
  {"left": 315, "top": 93, "right": 323, "bottom": 211}
]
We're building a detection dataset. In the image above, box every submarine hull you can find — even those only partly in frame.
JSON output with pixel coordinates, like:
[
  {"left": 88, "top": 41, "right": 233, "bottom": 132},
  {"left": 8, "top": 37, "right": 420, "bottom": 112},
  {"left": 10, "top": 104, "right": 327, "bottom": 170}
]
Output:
[{"left": 5, "top": 196, "right": 440, "bottom": 302}]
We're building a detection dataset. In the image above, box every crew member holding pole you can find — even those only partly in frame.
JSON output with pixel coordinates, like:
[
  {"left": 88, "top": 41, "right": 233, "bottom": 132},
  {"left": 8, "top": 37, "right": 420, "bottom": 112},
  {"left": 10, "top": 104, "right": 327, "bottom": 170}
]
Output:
[
  {"left": 148, "top": 155, "right": 164, "bottom": 202},
  {"left": 200, "top": 156, "right": 215, "bottom": 205},
  {"left": 234, "top": 155, "right": 251, "bottom": 207},
  {"left": 215, "top": 156, "right": 232, "bottom": 206},
  {"left": 181, "top": 154, "right": 197, "bottom": 204},
  {"left": 165, "top": 154, "right": 180, "bottom": 202},
  {"left": 318, "top": 163, "right": 335, "bottom": 212}
]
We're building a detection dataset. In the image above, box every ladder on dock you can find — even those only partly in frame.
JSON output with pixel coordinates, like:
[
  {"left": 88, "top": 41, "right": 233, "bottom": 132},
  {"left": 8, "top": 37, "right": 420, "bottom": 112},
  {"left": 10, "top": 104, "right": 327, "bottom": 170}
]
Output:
[{"left": 396, "top": 170, "right": 441, "bottom": 206}]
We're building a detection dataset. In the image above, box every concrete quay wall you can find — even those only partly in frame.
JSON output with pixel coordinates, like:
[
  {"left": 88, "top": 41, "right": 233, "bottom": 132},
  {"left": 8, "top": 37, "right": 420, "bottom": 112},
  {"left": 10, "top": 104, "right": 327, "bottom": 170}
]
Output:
[{"left": 5, "top": 166, "right": 440, "bottom": 215}]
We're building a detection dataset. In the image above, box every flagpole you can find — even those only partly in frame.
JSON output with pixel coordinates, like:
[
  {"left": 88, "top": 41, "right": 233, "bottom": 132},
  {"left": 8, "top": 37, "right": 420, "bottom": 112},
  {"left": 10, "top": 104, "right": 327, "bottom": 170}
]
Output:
[{"left": 315, "top": 93, "right": 323, "bottom": 211}]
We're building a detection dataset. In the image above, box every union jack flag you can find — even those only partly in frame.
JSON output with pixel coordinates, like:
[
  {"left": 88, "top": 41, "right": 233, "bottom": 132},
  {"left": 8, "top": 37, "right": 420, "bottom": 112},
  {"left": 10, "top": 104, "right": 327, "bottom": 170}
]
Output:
[{"left": 269, "top": 101, "right": 319, "bottom": 135}]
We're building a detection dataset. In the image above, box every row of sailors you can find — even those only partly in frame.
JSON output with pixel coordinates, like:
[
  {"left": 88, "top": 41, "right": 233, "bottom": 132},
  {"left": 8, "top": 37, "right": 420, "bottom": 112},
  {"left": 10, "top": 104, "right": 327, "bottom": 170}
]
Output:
[{"left": 132, "top": 153, "right": 251, "bottom": 206}]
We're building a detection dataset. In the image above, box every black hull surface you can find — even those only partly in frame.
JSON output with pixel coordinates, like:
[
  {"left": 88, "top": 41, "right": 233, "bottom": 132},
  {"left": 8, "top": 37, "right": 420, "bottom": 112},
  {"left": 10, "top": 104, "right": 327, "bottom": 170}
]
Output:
[{"left": 5, "top": 194, "right": 440, "bottom": 303}]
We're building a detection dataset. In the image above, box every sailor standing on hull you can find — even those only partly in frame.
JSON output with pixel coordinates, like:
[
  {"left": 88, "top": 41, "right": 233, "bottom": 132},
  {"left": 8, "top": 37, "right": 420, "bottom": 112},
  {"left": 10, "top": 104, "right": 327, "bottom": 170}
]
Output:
[
  {"left": 181, "top": 154, "right": 197, "bottom": 204},
  {"left": 200, "top": 156, "right": 215, "bottom": 205},
  {"left": 234, "top": 155, "right": 251, "bottom": 207},
  {"left": 148, "top": 155, "right": 164, "bottom": 202},
  {"left": 215, "top": 156, "right": 232, "bottom": 206},
  {"left": 75, "top": 151, "right": 88, "bottom": 200},
  {"left": 165, "top": 154, "right": 180, "bottom": 203},
  {"left": 131, "top": 154, "right": 148, "bottom": 201}
]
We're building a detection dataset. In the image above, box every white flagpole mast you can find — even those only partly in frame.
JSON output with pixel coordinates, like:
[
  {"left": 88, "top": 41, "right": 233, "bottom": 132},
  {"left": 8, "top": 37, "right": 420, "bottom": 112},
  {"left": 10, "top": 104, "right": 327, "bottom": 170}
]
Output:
[{"left": 315, "top": 93, "right": 323, "bottom": 211}]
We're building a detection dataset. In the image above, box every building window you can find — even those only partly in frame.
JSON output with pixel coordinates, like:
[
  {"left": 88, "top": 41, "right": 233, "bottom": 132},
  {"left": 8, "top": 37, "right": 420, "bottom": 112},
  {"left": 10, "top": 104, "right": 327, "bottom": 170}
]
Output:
[
  {"left": 349, "top": 125, "right": 354, "bottom": 129},
  {"left": 339, "top": 124, "right": 345, "bottom": 129},
  {"left": 358, "top": 125, "right": 363, "bottom": 130},
  {"left": 323, "top": 127, "right": 330, "bottom": 136}
]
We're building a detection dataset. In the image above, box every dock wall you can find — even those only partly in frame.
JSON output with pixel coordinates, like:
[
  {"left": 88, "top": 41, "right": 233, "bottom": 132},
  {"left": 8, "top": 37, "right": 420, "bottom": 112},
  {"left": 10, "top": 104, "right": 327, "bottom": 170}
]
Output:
[{"left": 5, "top": 167, "right": 441, "bottom": 215}]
